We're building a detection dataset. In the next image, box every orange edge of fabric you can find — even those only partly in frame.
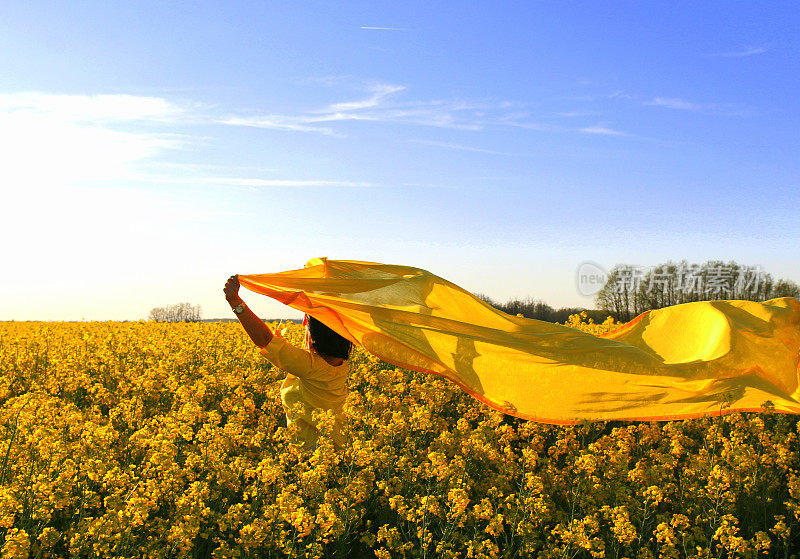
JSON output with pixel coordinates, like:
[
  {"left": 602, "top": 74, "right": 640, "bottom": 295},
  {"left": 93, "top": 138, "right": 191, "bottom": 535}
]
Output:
[
  {"left": 362, "top": 353, "right": 790, "bottom": 425},
  {"left": 597, "top": 309, "right": 650, "bottom": 339}
]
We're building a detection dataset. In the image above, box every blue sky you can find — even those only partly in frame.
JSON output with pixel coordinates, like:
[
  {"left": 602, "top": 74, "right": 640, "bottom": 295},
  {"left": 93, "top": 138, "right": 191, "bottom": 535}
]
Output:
[{"left": 1, "top": 1, "right": 798, "bottom": 320}]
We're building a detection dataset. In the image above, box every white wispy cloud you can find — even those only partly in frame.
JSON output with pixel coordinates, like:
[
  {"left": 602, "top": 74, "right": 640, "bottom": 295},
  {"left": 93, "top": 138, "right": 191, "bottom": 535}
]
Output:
[
  {"left": 708, "top": 45, "right": 770, "bottom": 58},
  {"left": 448, "top": 100, "right": 514, "bottom": 112},
  {"left": 218, "top": 115, "right": 341, "bottom": 136},
  {"left": 554, "top": 111, "right": 596, "bottom": 118},
  {"left": 219, "top": 82, "right": 524, "bottom": 134},
  {"left": 499, "top": 112, "right": 631, "bottom": 137},
  {"left": 609, "top": 90, "right": 635, "bottom": 100},
  {"left": 0, "top": 88, "right": 553, "bottom": 201},
  {"left": 325, "top": 84, "right": 406, "bottom": 112},
  {"left": 311, "top": 83, "right": 487, "bottom": 131},
  {"left": 494, "top": 112, "right": 554, "bottom": 131},
  {"left": 360, "top": 26, "right": 403, "bottom": 31},
  {"left": 377, "top": 107, "right": 484, "bottom": 130},
  {"left": 201, "top": 177, "right": 376, "bottom": 188},
  {"left": 220, "top": 83, "right": 409, "bottom": 135},
  {"left": 411, "top": 140, "right": 520, "bottom": 156},
  {"left": 220, "top": 81, "right": 642, "bottom": 140},
  {"left": 499, "top": 120, "right": 558, "bottom": 132},
  {"left": 578, "top": 126, "right": 627, "bottom": 136},
  {"left": 645, "top": 96, "right": 752, "bottom": 116},
  {"left": 647, "top": 97, "right": 704, "bottom": 111},
  {"left": 303, "top": 112, "right": 377, "bottom": 123},
  {"left": 223, "top": 80, "right": 626, "bottom": 137}
]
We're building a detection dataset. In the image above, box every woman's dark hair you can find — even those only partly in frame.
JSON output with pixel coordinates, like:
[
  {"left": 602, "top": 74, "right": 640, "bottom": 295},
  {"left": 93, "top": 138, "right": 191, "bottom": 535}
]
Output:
[{"left": 307, "top": 315, "right": 352, "bottom": 360}]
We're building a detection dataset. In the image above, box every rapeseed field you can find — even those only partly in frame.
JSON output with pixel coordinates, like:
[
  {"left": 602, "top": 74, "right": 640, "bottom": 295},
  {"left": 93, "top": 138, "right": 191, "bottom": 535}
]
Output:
[{"left": 0, "top": 316, "right": 797, "bottom": 558}]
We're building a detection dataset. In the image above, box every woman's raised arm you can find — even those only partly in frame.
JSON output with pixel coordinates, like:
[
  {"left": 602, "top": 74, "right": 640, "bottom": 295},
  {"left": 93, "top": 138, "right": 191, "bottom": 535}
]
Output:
[{"left": 223, "top": 275, "right": 273, "bottom": 348}]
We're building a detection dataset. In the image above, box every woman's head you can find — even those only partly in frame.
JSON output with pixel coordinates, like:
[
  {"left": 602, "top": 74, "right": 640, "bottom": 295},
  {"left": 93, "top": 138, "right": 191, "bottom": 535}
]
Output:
[{"left": 305, "top": 315, "right": 352, "bottom": 360}]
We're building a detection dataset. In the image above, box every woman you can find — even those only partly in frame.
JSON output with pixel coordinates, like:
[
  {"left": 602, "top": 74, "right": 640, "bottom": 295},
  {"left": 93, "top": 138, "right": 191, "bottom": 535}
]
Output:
[{"left": 223, "top": 275, "right": 352, "bottom": 451}]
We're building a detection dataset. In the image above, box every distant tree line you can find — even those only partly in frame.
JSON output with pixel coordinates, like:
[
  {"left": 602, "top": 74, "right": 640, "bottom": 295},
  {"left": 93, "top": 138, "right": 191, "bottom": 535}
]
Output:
[
  {"left": 475, "top": 294, "right": 613, "bottom": 323},
  {"left": 150, "top": 261, "right": 798, "bottom": 325},
  {"left": 595, "top": 259, "right": 800, "bottom": 322},
  {"left": 148, "top": 302, "right": 202, "bottom": 322},
  {"left": 476, "top": 259, "right": 799, "bottom": 324}
]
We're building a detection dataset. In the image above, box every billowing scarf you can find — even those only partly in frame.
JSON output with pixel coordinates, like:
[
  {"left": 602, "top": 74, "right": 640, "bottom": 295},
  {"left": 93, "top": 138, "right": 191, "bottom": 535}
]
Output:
[{"left": 239, "top": 258, "right": 800, "bottom": 424}]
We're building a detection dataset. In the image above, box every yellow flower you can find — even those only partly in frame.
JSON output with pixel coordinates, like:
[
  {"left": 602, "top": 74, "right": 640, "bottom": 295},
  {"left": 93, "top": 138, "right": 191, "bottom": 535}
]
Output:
[{"left": 2, "top": 528, "right": 30, "bottom": 559}]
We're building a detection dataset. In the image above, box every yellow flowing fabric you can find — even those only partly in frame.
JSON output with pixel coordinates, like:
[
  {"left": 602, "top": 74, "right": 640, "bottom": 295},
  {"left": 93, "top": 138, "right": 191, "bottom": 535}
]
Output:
[{"left": 238, "top": 258, "right": 800, "bottom": 424}]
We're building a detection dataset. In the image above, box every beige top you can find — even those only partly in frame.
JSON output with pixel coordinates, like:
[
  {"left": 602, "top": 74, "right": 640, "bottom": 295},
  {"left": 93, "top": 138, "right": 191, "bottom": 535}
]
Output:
[{"left": 259, "top": 335, "right": 349, "bottom": 449}]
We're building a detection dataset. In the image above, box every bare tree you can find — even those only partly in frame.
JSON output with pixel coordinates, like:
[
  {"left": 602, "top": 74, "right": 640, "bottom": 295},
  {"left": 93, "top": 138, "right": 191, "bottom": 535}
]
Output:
[
  {"left": 148, "top": 302, "right": 202, "bottom": 322},
  {"left": 770, "top": 279, "right": 800, "bottom": 298},
  {"left": 595, "top": 259, "right": 795, "bottom": 320}
]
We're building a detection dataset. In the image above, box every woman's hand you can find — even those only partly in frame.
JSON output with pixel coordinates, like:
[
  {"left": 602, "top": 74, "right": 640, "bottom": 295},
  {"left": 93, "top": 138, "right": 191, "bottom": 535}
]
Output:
[{"left": 224, "top": 275, "right": 243, "bottom": 304}]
